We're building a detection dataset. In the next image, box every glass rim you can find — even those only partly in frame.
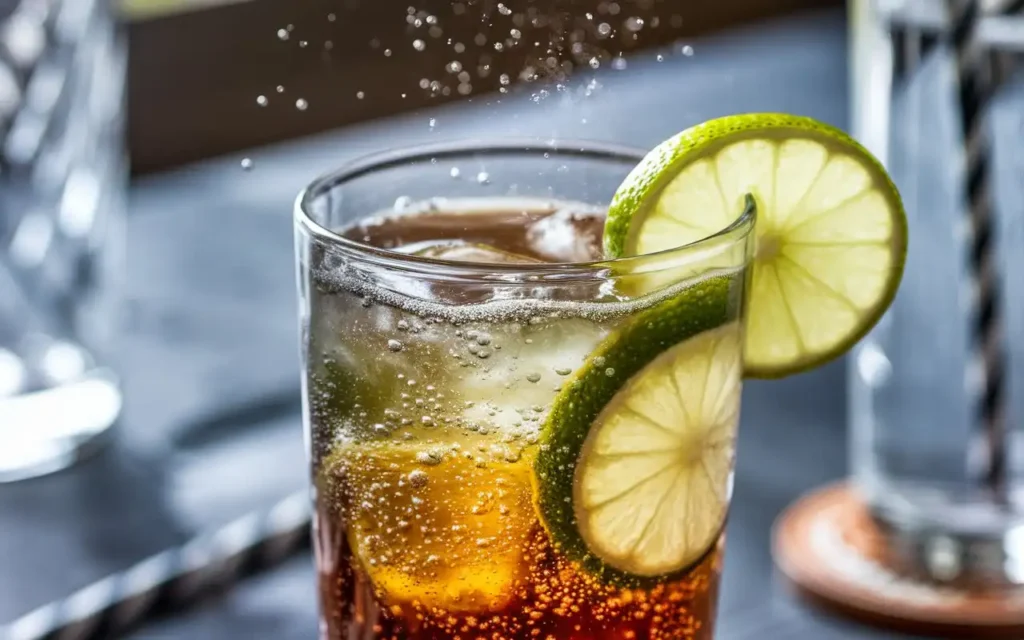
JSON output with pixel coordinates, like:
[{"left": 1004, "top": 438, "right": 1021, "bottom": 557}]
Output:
[{"left": 295, "top": 138, "right": 756, "bottom": 277}]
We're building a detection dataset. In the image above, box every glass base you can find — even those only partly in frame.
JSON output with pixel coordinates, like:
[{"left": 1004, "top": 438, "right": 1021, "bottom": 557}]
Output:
[
  {"left": 865, "top": 478, "right": 1024, "bottom": 589},
  {"left": 0, "top": 367, "right": 122, "bottom": 483}
]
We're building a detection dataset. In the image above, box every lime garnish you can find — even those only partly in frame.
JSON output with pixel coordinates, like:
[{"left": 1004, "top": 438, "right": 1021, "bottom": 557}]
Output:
[
  {"left": 605, "top": 113, "right": 907, "bottom": 378},
  {"left": 534, "top": 275, "right": 744, "bottom": 587}
]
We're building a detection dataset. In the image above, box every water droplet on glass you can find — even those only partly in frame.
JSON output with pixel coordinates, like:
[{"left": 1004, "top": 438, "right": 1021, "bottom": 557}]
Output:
[
  {"left": 277, "top": 28, "right": 290, "bottom": 40},
  {"left": 413, "top": 39, "right": 426, "bottom": 51},
  {"left": 387, "top": 339, "right": 404, "bottom": 352},
  {"left": 526, "top": 372, "right": 541, "bottom": 383},
  {"left": 256, "top": 95, "right": 268, "bottom": 107},
  {"left": 681, "top": 44, "right": 695, "bottom": 56},
  {"left": 450, "top": 167, "right": 461, "bottom": 178},
  {"left": 295, "top": 98, "right": 309, "bottom": 110},
  {"left": 240, "top": 158, "right": 253, "bottom": 171},
  {"left": 476, "top": 171, "right": 490, "bottom": 184},
  {"left": 555, "top": 367, "right": 572, "bottom": 376}
]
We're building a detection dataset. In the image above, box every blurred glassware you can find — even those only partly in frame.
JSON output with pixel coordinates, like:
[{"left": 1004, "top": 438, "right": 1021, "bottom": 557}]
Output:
[
  {"left": 849, "top": 0, "right": 1024, "bottom": 588},
  {"left": 0, "top": 0, "right": 125, "bottom": 482}
]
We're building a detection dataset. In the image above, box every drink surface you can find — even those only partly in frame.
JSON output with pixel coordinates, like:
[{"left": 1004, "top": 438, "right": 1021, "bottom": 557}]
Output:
[{"left": 306, "top": 200, "right": 738, "bottom": 640}]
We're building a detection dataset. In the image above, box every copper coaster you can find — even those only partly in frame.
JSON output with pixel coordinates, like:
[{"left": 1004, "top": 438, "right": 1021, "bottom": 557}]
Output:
[{"left": 772, "top": 482, "right": 1024, "bottom": 638}]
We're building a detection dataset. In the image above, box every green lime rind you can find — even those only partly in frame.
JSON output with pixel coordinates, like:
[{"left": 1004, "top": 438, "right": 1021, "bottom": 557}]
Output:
[
  {"left": 604, "top": 113, "right": 907, "bottom": 379},
  {"left": 532, "top": 273, "right": 744, "bottom": 589}
]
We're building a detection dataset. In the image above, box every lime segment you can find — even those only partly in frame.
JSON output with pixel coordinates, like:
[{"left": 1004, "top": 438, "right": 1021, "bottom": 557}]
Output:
[
  {"left": 533, "top": 274, "right": 744, "bottom": 587},
  {"left": 605, "top": 113, "right": 907, "bottom": 378},
  {"left": 576, "top": 324, "right": 741, "bottom": 576}
]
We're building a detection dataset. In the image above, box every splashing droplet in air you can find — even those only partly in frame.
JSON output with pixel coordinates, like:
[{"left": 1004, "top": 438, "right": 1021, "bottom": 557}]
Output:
[
  {"left": 240, "top": 158, "right": 253, "bottom": 171},
  {"left": 413, "top": 39, "right": 425, "bottom": 51},
  {"left": 256, "top": 95, "right": 268, "bottom": 107},
  {"left": 295, "top": 98, "right": 308, "bottom": 110}
]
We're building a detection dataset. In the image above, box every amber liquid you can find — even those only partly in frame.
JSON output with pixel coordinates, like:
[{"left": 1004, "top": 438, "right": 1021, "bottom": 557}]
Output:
[{"left": 309, "top": 204, "right": 725, "bottom": 640}]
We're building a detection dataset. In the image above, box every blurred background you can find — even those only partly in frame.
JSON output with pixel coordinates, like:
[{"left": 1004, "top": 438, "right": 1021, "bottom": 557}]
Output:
[{"left": 0, "top": 0, "right": 1020, "bottom": 638}]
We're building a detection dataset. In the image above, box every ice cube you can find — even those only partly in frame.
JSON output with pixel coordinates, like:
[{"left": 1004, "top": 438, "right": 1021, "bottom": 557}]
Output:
[{"left": 525, "top": 208, "right": 604, "bottom": 263}]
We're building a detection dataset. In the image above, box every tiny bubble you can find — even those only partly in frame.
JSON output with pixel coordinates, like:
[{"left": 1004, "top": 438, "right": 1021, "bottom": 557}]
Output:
[
  {"left": 446, "top": 60, "right": 463, "bottom": 73},
  {"left": 598, "top": 22, "right": 612, "bottom": 36},
  {"left": 612, "top": 56, "right": 628, "bottom": 70},
  {"left": 497, "top": 3, "right": 511, "bottom": 15},
  {"left": 588, "top": 57, "right": 600, "bottom": 69},
  {"left": 256, "top": 95, "right": 268, "bottom": 106},
  {"left": 428, "top": 117, "right": 436, "bottom": 128},
  {"left": 605, "top": 367, "right": 616, "bottom": 377},
  {"left": 240, "top": 158, "right": 254, "bottom": 171},
  {"left": 387, "top": 339, "right": 404, "bottom": 352},
  {"left": 299, "top": 40, "right": 308, "bottom": 48},
  {"left": 454, "top": 42, "right": 465, "bottom": 53},
  {"left": 450, "top": 167, "right": 461, "bottom": 178},
  {"left": 397, "top": 320, "right": 410, "bottom": 331},
  {"left": 295, "top": 98, "right": 309, "bottom": 110},
  {"left": 656, "top": 53, "right": 664, "bottom": 62},
  {"left": 416, "top": 450, "right": 442, "bottom": 466},
  {"left": 277, "top": 28, "right": 290, "bottom": 40},
  {"left": 476, "top": 171, "right": 490, "bottom": 184},
  {"left": 413, "top": 39, "right": 426, "bottom": 51},
  {"left": 276, "top": 85, "right": 285, "bottom": 93},
  {"left": 356, "top": 91, "right": 365, "bottom": 99},
  {"left": 327, "top": 12, "right": 336, "bottom": 21},
  {"left": 594, "top": 356, "right": 606, "bottom": 367},
  {"left": 384, "top": 48, "right": 392, "bottom": 56},
  {"left": 681, "top": 44, "right": 695, "bottom": 56}
]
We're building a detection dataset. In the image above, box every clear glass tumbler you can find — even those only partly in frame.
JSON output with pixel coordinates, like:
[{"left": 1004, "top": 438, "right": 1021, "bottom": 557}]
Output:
[
  {"left": 0, "top": 0, "right": 126, "bottom": 482},
  {"left": 849, "top": 0, "right": 1024, "bottom": 586},
  {"left": 295, "top": 141, "right": 755, "bottom": 639}
]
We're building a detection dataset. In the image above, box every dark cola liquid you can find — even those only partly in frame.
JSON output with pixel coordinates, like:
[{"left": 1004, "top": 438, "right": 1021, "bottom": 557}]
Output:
[{"left": 308, "top": 202, "right": 724, "bottom": 640}]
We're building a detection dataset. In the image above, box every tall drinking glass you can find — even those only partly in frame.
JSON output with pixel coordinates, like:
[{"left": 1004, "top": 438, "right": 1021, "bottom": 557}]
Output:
[{"left": 295, "top": 141, "right": 755, "bottom": 640}]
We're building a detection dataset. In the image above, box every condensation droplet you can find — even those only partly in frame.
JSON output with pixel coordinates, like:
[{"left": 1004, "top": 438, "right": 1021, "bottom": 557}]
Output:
[
  {"left": 526, "top": 372, "right": 541, "bottom": 383},
  {"left": 555, "top": 367, "right": 572, "bottom": 376}
]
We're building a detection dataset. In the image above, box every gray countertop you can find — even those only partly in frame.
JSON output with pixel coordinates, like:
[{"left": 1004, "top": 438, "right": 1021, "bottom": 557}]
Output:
[{"left": 0, "top": 7, "right": 927, "bottom": 639}]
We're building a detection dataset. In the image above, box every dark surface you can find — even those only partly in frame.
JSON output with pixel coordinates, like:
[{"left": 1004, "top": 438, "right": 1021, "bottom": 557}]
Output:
[{"left": 0, "top": 8, "right": 920, "bottom": 639}]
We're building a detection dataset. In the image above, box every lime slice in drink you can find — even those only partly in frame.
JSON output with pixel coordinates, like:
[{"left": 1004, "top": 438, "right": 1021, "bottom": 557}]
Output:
[
  {"left": 534, "top": 275, "right": 744, "bottom": 586},
  {"left": 605, "top": 113, "right": 907, "bottom": 377}
]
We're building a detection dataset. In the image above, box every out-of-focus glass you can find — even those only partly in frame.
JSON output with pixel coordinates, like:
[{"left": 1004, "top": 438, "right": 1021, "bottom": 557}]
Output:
[
  {"left": 0, "top": 0, "right": 126, "bottom": 482},
  {"left": 849, "top": 0, "right": 1024, "bottom": 587},
  {"left": 295, "top": 141, "right": 755, "bottom": 639}
]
